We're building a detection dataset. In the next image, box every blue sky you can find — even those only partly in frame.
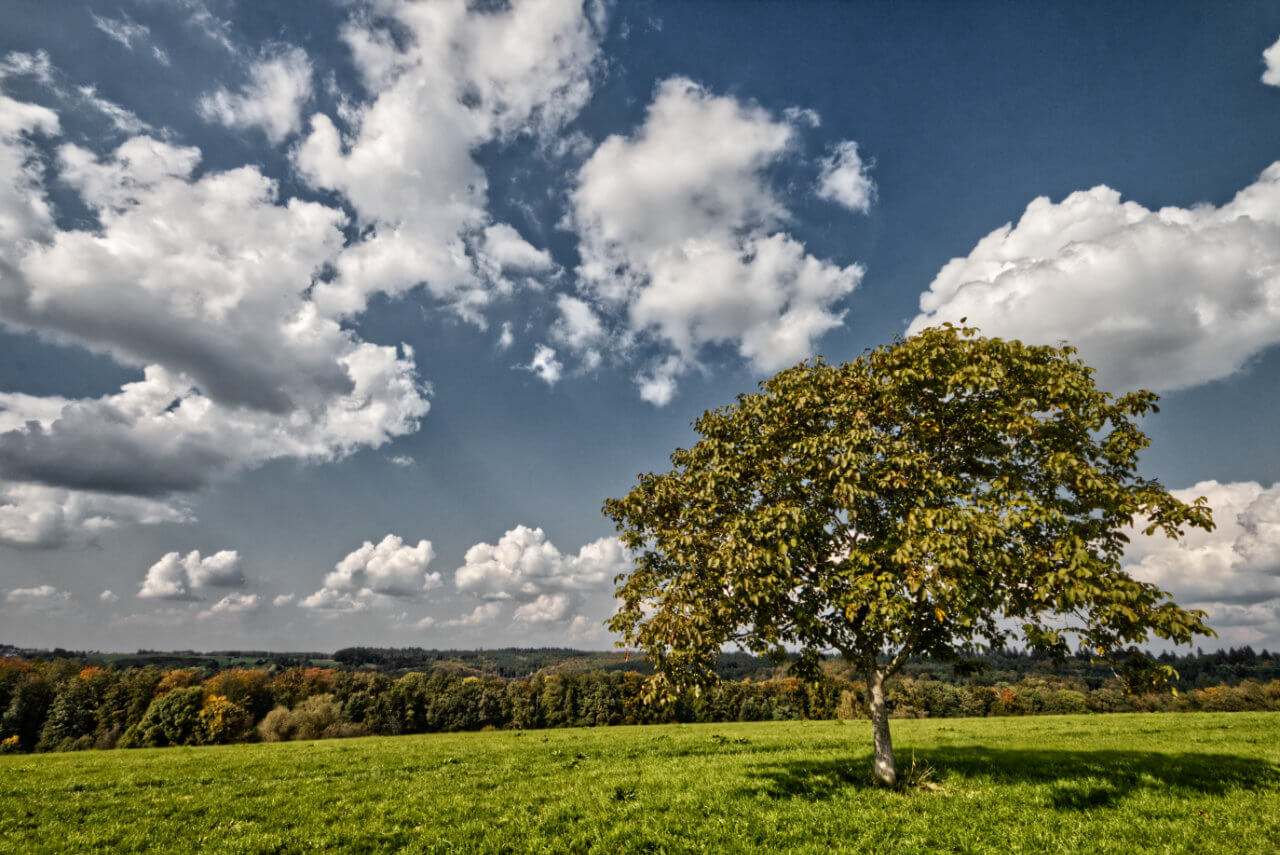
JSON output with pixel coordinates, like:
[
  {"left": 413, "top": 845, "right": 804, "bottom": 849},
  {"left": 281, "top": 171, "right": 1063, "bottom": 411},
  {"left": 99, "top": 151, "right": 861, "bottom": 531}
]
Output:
[{"left": 2, "top": 0, "right": 1280, "bottom": 652}]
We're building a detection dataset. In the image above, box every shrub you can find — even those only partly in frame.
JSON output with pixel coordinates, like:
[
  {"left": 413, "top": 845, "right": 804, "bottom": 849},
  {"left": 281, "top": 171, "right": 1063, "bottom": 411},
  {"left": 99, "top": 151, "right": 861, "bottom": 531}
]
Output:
[
  {"left": 258, "top": 706, "right": 296, "bottom": 742},
  {"left": 257, "top": 695, "right": 348, "bottom": 742}
]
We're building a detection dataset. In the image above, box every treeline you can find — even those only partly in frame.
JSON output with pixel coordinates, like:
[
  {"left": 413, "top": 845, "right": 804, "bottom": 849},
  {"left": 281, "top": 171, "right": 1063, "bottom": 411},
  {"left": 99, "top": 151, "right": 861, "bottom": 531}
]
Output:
[
  {"left": 8, "top": 643, "right": 1277, "bottom": 688},
  {"left": 3, "top": 655, "right": 1279, "bottom": 755},
  {"left": 331, "top": 647, "right": 777, "bottom": 681},
  {"left": 887, "top": 646, "right": 1280, "bottom": 692}
]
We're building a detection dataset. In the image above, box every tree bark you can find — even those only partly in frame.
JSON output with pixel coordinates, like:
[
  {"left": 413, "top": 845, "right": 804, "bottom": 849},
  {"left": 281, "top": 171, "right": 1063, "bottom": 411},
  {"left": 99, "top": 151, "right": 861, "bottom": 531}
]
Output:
[{"left": 867, "top": 670, "right": 896, "bottom": 786}]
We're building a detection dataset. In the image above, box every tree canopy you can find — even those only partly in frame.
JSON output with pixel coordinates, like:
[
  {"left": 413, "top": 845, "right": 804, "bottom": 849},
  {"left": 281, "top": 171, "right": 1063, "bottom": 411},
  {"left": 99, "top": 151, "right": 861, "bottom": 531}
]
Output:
[{"left": 605, "top": 325, "right": 1215, "bottom": 784}]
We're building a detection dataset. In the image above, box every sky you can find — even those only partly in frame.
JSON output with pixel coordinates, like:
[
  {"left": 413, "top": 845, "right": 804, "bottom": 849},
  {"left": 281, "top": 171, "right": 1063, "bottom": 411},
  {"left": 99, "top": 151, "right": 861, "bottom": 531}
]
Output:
[{"left": 2, "top": 0, "right": 1280, "bottom": 653}]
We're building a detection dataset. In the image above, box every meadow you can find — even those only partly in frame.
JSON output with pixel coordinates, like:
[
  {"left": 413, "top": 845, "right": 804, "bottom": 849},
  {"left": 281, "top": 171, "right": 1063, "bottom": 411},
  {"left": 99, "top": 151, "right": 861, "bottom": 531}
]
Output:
[{"left": 1, "top": 712, "right": 1277, "bottom": 854}]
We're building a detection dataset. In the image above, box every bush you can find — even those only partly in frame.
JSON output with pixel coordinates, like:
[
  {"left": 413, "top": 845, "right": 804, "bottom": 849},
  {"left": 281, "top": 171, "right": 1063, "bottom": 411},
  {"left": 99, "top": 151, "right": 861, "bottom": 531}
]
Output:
[
  {"left": 257, "top": 695, "right": 350, "bottom": 742},
  {"left": 257, "top": 706, "right": 296, "bottom": 742}
]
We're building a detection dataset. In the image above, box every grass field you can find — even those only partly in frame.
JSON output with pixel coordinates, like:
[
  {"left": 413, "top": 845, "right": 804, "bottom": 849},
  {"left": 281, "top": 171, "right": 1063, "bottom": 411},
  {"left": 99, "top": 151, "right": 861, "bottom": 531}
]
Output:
[{"left": 2, "top": 712, "right": 1278, "bottom": 853}]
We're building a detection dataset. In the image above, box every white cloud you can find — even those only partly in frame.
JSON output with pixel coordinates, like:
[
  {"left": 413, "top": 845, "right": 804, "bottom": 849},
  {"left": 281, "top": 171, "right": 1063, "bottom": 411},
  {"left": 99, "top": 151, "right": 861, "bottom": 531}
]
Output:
[
  {"left": 525, "top": 344, "right": 563, "bottom": 385},
  {"left": 137, "top": 560, "right": 189, "bottom": 600},
  {"left": 1263, "top": 36, "right": 1280, "bottom": 87},
  {"left": 482, "top": 222, "right": 555, "bottom": 274},
  {"left": 99, "top": 589, "right": 119, "bottom": 603},
  {"left": 272, "top": 593, "right": 295, "bottom": 607},
  {"left": 0, "top": 91, "right": 430, "bottom": 539},
  {"left": 0, "top": 91, "right": 59, "bottom": 249},
  {"left": 91, "top": 14, "right": 152, "bottom": 52},
  {"left": 173, "top": 0, "right": 238, "bottom": 55},
  {"left": 0, "top": 479, "right": 189, "bottom": 548},
  {"left": 635, "top": 356, "right": 682, "bottom": 407},
  {"left": 414, "top": 615, "right": 435, "bottom": 630},
  {"left": 1126, "top": 481, "right": 1280, "bottom": 607},
  {"left": 568, "top": 614, "right": 601, "bottom": 641},
  {"left": 293, "top": 0, "right": 604, "bottom": 322},
  {"left": 0, "top": 51, "right": 55, "bottom": 86},
  {"left": 445, "top": 601, "right": 503, "bottom": 626},
  {"left": 455, "top": 525, "right": 629, "bottom": 610},
  {"left": 198, "top": 592, "right": 261, "bottom": 619},
  {"left": 569, "top": 78, "right": 863, "bottom": 404},
  {"left": 550, "top": 294, "right": 605, "bottom": 365},
  {"left": 138, "top": 549, "right": 243, "bottom": 600},
  {"left": 513, "top": 592, "right": 572, "bottom": 624},
  {"left": 6, "top": 584, "right": 70, "bottom": 606},
  {"left": 908, "top": 163, "right": 1280, "bottom": 394},
  {"left": 388, "top": 454, "right": 414, "bottom": 467},
  {"left": 497, "top": 321, "right": 515, "bottom": 351},
  {"left": 200, "top": 47, "right": 312, "bottom": 144},
  {"left": 815, "top": 140, "right": 875, "bottom": 213},
  {"left": 74, "top": 86, "right": 153, "bottom": 135},
  {"left": 301, "top": 534, "right": 440, "bottom": 610}
]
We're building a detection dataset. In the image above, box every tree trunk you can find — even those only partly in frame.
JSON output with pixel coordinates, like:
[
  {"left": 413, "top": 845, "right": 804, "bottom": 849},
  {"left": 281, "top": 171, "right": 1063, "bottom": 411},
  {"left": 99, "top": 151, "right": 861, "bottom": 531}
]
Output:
[{"left": 867, "top": 671, "right": 896, "bottom": 786}]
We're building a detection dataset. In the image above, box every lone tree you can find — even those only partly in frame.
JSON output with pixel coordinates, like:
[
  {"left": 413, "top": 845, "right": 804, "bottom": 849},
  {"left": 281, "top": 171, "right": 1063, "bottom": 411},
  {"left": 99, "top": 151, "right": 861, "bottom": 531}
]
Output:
[{"left": 605, "top": 325, "right": 1214, "bottom": 786}]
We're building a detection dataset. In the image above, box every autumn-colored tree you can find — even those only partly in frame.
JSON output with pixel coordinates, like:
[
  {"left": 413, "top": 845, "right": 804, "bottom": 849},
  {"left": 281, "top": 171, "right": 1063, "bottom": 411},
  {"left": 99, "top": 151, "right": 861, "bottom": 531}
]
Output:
[
  {"left": 155, "top": 668, "right": 205, "bottom": 696},
  {"left": 204, "top": 669, "right": 273, "bottom": 719},
  {"left": 606, "top": 325, "right": 1215, "bottom": 785},
  {"left": 198, "top": 694, "right": 251, "bottom": 744}
]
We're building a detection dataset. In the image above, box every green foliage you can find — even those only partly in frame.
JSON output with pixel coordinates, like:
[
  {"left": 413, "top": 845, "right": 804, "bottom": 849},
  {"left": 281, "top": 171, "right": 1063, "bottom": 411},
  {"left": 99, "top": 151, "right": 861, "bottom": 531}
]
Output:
[
  {"left": 606, "top": 326, "right": 1216, "bottom": 696},
  {"left": 0, "top": 673, "right": 52, "bottom": 752},
  {"left": 2, "top": 714, "right": 1279, "bottom": 852},
  {"left": 124, "top": 687, "right": 207, "bottom": 748}
]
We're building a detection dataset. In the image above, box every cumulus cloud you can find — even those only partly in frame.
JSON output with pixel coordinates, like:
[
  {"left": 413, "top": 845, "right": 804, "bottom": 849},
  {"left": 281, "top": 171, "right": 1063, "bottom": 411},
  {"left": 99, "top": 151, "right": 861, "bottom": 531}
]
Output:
[
  {"left": 0, "top": 90, "right": 59, "bottom": 248},
  {"left": 481, "top": 222, "right": 555, "bottom": 274},
  {"left": 272, "top": 593, "right": 295, "bottom": 607},
  {"left": 0, "top": 83, "right": 430, "bottom": 541},
  {"left": 816, "top": 140, "right": 875, "bottom": 212},
  {"left": 138, "top": 549, "right": 243, "bottom": 600},
  {"left": 525, "top": 345, "right": 563, "bottom": 385},
  {"left": 99, "top": 589, "right": 118, "bottom": 603},
  {"left": 1126, "top": 481, "right": 1280, "bottom": 607},
  {"left": 568, "top": 78, "right": 864, "bottom": 403},
  {"left": 0, "top": 478, "right": 189, "bottom": 548},
  {"left": 568, "top": 614, "right": 601, "bottom": 641},
  {"left": 455, "top": 525, "right": 630, "bottom": 622},
  {"left": 445, "top": 601, "right": 503, "bottom": 626},
  {"left": 6, "top": 584, "right": 70, "bottom": 607},
  {"left": 550, "top": 295, "right": 605, "bottom": 368},
  {"left": 293, "top": 0, "right": 604, "bottom": 321},
  {"left": 513, "top": 592, "right": 572, "bottom": 624},
  {"left": 301, "top": 534, "right": 440, "bottom": 611},
  {"left": 198, "top": 592, "right": 261, "bottom": 619},
  {"left": 908, "top": 163, "right": 1280, "bottom": 394},
  {"left": 200, "top": 47, "right": 312, "bottom": 144},
  {"left": 1264, "top": 36, "right": 1280, "bottom": 87}
]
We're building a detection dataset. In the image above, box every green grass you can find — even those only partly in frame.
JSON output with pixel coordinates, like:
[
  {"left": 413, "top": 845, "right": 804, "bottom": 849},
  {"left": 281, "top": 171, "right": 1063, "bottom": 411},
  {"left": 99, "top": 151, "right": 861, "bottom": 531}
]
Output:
[{"left": 2, "top": 713, "right": 1278, "bottom": 853}]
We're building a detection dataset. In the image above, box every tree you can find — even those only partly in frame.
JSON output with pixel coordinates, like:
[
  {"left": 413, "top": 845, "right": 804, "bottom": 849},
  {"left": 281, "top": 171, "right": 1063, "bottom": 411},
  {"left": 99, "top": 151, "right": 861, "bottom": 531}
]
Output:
[
  {"left": 125, "top": 686, "right": 206, "bottom": 747},
  {"left": 605, "top": 325, "right": 1215, "bottom": 786}
]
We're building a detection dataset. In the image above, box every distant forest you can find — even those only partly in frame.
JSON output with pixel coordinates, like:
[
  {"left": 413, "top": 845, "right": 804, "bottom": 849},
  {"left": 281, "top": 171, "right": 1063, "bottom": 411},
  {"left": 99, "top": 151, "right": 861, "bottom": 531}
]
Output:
[{"left": 2, "top": 644, "right": 1277, "bottom": 754}]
